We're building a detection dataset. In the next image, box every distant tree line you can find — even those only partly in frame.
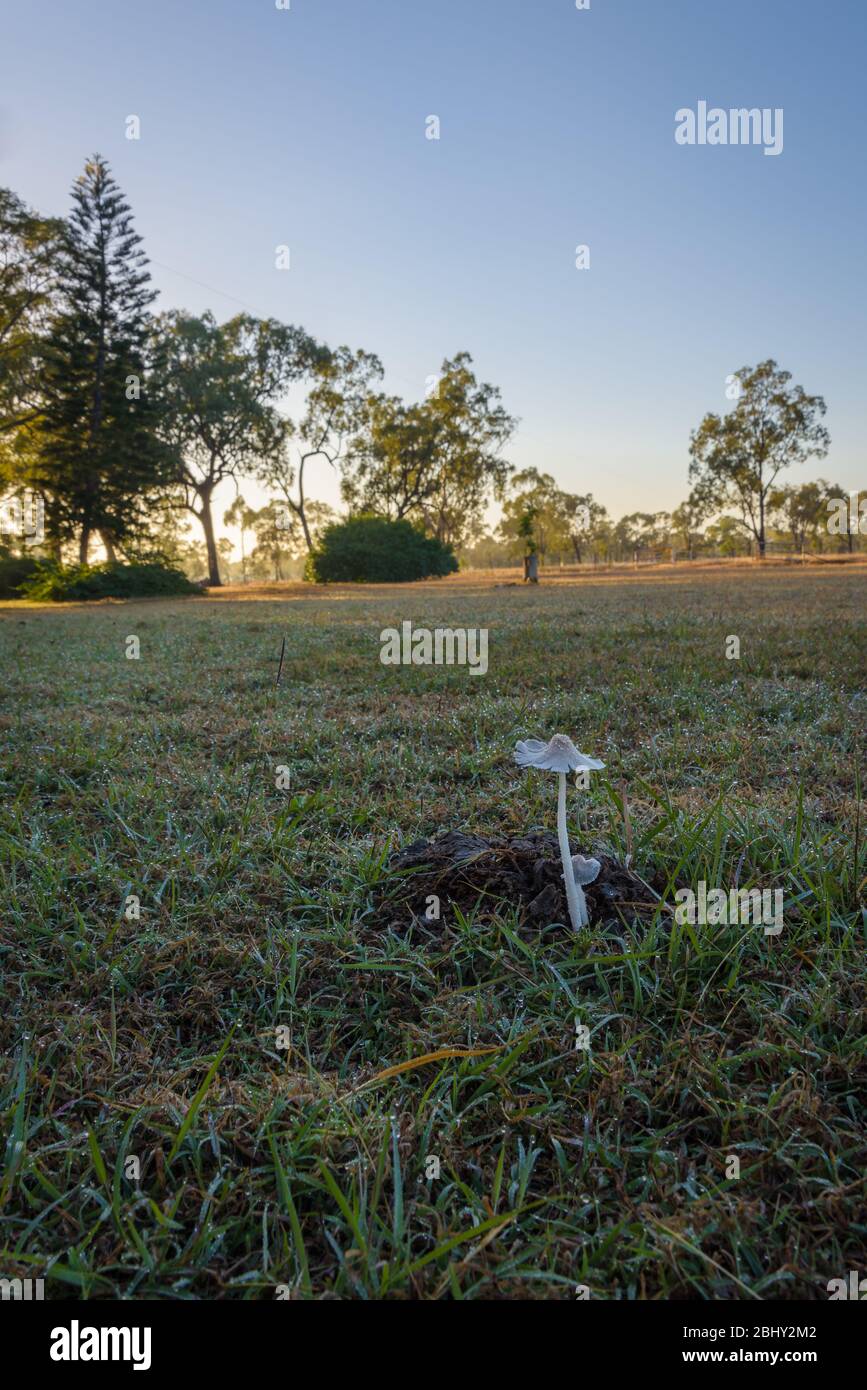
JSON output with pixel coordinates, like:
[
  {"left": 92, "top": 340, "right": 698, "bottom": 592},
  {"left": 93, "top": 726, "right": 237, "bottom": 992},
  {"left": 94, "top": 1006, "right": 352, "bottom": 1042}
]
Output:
[
  {"left": 2, "top": 157, "right": 861, "bottom": 586},
  {"left": 467, "top": 468, "right": 863, "bottom": 571},
  {"left": 464, "top": 361, "right": 863, "bottom": 569}
]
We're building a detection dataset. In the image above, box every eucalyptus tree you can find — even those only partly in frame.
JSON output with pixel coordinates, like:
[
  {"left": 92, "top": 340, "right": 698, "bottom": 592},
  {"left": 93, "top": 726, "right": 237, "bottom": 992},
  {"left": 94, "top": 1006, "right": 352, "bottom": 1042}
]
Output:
[
  {"left": 671, "top": 487, "right": 713, "bottom": 559},
  {"left": 257, "top": 345, "right": 381, "bottom": 552},
  {"left": 339, "top": 392, "right": 438, "bottom": 525},
  {"left": 343, "top": 352, "right": 516, "bottom": 549},
  {"left": 768, "top": 479, "right": 831, "bottom": 555},
  {"left": 0, "top": 188, "right": 63, "bottom": 448},
  {"left": 689, "top": 360, "right": 829, "bottom": 558},
  {"left": 153, "top": 310, "right": 320, "bottom": 584},
  {"left": 418, "top": 353, "right": 516, "bottom": 547}
]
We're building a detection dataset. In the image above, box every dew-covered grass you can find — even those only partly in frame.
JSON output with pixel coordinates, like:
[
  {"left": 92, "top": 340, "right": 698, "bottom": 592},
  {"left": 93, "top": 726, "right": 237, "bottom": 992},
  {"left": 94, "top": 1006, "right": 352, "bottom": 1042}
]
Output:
[{"left": 1, "top": 563, "right": 864, "bottom": 1299}]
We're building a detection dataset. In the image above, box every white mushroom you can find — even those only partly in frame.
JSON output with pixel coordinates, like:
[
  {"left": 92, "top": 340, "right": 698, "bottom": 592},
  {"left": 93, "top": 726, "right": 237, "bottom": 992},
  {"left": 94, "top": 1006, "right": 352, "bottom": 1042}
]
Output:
[{"left": 514, "top": 735, "right": 605, "bottom": 931}]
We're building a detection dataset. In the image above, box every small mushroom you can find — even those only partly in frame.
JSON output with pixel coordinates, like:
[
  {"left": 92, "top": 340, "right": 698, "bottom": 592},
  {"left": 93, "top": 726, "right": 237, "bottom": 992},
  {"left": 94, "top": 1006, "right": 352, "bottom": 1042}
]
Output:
[
  {"left": 571, "top": 854, "right": 601, "bottom": 927},
  {"left": 571, "top": 854, "right": 601, "bottom": 883},
  {"left": 514, "top": 735, "right": 605, "bottom": 931}
]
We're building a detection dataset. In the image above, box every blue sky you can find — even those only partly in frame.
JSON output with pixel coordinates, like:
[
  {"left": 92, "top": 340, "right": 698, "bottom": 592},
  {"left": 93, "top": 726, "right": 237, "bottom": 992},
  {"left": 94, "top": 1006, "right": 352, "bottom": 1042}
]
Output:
[{"left": 2, "top": 0, "right": 865, "bottom": 535}]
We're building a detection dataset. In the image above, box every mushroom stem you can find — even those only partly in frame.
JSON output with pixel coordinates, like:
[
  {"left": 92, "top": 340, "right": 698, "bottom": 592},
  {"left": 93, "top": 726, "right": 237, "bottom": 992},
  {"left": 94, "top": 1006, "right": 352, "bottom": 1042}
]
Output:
[{"left": 557, "top": 770, "right": 588, "bottom": 931}]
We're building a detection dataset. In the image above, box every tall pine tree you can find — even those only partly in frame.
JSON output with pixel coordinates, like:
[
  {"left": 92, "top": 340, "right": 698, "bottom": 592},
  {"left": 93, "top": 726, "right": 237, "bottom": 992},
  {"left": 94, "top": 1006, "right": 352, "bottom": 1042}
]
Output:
[{"left": 33, "top": 154, "right": 166, "bottom": 562}]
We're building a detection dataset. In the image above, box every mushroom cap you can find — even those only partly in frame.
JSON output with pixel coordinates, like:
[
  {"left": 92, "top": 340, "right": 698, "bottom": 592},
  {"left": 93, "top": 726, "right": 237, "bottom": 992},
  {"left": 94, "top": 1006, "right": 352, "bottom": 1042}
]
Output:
[
  {"left": 570, "top": 854, "right": 601, "bottom": 886},
  {"left": 514, "top": 734, "right": 605, "bottom": 774}
]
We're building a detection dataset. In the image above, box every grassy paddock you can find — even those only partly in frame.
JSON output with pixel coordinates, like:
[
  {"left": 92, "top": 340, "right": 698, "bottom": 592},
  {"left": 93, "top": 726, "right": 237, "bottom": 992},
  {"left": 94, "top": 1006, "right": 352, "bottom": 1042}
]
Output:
[{"left": 1, "top": 564, "right": 865, "bottom": 1299}]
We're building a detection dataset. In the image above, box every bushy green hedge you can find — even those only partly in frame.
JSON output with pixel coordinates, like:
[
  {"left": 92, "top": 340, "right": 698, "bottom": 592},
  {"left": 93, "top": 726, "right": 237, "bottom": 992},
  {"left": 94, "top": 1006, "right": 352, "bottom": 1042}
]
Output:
[
  {"left": 307, "top": 516, "right": 458, "bottom": 583},
  {"left": 0, "top": 553, "right": 41, "bottom": 598},
  {"left": 19, "top": 560, "right": 201, "bottom": 602}
]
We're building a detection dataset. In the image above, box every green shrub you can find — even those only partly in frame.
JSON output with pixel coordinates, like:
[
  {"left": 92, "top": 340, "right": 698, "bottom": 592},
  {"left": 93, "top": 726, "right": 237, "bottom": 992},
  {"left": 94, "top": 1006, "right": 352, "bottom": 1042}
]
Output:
[
  {"left": 0, "top": 553, "right": 40, "bottom": 598},
  {"left": 308, "top": 516, "right": 458, "bottom": 583},
  {"left": 19, "top": 560, "right": 201, "bottom": 602}
]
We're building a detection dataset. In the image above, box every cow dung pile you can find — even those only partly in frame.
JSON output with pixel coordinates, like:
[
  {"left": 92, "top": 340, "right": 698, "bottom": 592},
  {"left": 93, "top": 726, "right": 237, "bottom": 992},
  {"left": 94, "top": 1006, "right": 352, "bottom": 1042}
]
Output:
[{"left": 368, "top": 829, "right": 666, "bottom": 942}]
